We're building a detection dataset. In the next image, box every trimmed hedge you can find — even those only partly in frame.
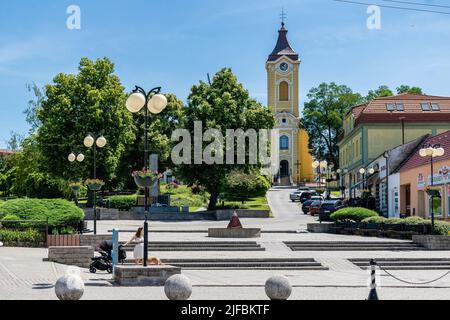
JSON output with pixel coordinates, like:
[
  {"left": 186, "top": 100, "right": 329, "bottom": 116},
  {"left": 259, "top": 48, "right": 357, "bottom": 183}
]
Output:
[
  {"left": 362, "top": 216, "right": 387, "bottom": 223},
  {"left": 0, "top": 199, "right": 84, "bottom": 232},
  {"left": 330, "top": 207, "right": 379, "bottom": 222},
  {"left": 0, "top": 229, "right": 42, "bottom": 244},
  {"left": 108, "top": 195, "right": 137, "bottom": 211},
  {"left": 360, "top": 216, "right": 450, "bottom": 235}
]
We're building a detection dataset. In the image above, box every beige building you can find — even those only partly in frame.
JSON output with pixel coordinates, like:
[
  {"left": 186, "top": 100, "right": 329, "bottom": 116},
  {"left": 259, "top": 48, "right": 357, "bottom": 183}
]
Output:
[{"left": 266, "top": 22, "right": 313, "bottom": 185}]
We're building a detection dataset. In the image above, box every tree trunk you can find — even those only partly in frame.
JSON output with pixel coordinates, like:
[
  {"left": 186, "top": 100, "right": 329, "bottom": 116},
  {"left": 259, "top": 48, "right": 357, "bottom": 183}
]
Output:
[{"left": 208, "top": 190, "right": 219, "bottom": 211}]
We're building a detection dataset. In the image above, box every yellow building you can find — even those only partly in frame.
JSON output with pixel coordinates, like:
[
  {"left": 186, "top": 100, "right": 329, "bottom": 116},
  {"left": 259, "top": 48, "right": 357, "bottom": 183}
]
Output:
[{"left": 266, "top": 22, "right": 313, "bottom": 185}]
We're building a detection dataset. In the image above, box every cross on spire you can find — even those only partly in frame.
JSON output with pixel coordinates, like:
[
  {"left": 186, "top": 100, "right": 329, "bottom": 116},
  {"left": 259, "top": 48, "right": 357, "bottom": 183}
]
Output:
[{"left": 280, "top": 8, "right": 287, "bottom": 27}]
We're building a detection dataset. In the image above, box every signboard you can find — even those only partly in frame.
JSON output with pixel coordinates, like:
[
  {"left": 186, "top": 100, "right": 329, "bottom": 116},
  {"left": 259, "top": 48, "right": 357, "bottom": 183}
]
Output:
[{"left": 417, "top": 173, "right": 426, "bottom": 190}]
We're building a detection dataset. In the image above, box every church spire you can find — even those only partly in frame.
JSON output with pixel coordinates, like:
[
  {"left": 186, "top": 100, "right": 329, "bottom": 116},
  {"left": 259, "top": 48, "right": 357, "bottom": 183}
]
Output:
[{"left": 268, "top": 10, "right": 298, "bottom": 62}]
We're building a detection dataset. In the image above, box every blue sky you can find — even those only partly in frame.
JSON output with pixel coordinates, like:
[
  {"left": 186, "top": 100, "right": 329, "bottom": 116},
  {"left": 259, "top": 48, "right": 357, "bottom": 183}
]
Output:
[{"left": 1, "top": 0, "right": 450, "bottom": 148}]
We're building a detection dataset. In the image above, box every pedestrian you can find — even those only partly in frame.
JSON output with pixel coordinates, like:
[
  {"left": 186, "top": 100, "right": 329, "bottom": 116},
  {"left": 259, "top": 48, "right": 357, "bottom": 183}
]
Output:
[{"left": 124, "top": 227, "right": 162, "bottom": 265}]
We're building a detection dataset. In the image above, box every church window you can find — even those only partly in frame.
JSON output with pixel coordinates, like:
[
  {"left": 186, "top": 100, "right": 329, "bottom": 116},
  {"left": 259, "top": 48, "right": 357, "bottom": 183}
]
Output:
[
  {"left": 282, "top": 118, "right": 287, "bottom": 124},
  {"left": 279, "top": 81, "right": 289, "bottom": 101},
  {"left": 280, "top": 135, "right": 289, "bottom": 150}
]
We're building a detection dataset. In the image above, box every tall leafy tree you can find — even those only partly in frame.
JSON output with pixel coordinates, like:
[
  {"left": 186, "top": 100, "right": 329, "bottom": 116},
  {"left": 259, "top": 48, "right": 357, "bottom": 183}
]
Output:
[
  {"left": 36, "top": 58, "right": 135, "bottom": 185},
  {"left": 365, "top": 85, "right": 393, "bottom": 101},
  {"left": 301, "top": 83, "right": 363, "bottom": 169},
  {"left": 173, "top": 68, "right": 274, "bottom": 210},
  {"left": 396, "top": 85, "right": 424, "bottom": 95},
  {"left": 116, "top": 93, "right": 184, "bottom": 189}
]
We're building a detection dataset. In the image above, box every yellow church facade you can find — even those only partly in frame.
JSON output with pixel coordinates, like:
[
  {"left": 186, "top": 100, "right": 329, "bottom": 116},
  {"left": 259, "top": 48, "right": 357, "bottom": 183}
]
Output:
[{"left": 266, "top": 22, "right": 314, "bottom": 185}]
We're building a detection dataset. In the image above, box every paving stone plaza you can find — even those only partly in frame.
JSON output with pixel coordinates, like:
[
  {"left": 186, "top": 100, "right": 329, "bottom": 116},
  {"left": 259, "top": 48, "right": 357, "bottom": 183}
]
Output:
[{"left": 1, "top": 187, "right": 450, "bottom": 300}]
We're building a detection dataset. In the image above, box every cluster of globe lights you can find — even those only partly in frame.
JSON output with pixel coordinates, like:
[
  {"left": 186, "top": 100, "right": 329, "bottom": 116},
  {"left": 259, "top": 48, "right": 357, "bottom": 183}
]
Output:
[
  {"left": 312, "top": 160, "right": 328, "bottom": 169},
  {"left": 68, "top": 135, "right": 107, "bottom": 163},
  {"left": 125, "top": 91, "right": 168, "bottom": 114},
  {"left": 419, "top": 145, "right": 445, "bottom": 158},
  {"left": 359, "top": 167, "right": 375, "bottom": 175}
]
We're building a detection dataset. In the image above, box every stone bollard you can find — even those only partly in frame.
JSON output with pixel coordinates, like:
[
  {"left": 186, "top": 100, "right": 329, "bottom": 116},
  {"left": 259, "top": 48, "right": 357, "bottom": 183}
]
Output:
[
  {"left": 265, "top": 275, "right": 292, "bottom": 300},
  {"left": 55, "top": 274, "right": 85, "bottom": 300},
  {"left": 164, "top": 274, "right": 192, "bottom": 300}
]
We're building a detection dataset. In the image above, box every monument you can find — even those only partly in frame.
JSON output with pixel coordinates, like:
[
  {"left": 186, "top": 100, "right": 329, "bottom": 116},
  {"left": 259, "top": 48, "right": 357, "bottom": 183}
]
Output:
[{"left": 208, "top": 211, "right": 261, "bottom": 238}]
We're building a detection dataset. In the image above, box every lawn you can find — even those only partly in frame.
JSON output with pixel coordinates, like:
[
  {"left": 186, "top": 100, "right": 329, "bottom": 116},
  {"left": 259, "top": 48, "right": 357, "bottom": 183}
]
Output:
[{"left": 220, "top": 196, "right": 270, "bottom": 211}]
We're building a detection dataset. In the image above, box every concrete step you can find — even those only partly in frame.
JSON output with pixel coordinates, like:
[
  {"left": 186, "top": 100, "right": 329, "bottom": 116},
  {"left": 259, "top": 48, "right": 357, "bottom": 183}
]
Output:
[
  {"left": 287, "top": 247, "right": 422, "bottom": 251},
  {"left": 163, "top": 258, "right": 317, "bottom": 263},
  {"left": 349, "top": 258, "right": 450, "bottom": 270},
  {"left": 284, "top": 241, "right": 424, "bottom": 251},
  {"left": 285, "top": 241, "right": 415, "bottom": 245},
  {"left": 122, "top": 258, "right": 328, "bottom": 270},
  {"left": 124, "top": 247, "right": 265, "bottom": 251}
]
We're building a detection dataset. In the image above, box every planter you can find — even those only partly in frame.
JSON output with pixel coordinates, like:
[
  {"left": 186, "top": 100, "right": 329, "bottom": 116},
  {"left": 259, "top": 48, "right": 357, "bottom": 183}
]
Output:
[
  {"left": 70, "top": 185, "right": 81, "bottom": 192},
  {"left": 87, "top": 183, "right": 103, "bottom": 191},
  {"left": 133, "top": 175, "right": 158, "bottom": 188},
  {"left": 426, "top": 189, "right": 441, "bottom": 197}
]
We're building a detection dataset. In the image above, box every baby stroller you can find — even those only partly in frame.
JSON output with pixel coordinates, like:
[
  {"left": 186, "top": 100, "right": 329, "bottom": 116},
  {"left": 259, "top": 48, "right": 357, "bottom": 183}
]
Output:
[{"left": 89, "top": 240, "right": 126, "bottom": 274}]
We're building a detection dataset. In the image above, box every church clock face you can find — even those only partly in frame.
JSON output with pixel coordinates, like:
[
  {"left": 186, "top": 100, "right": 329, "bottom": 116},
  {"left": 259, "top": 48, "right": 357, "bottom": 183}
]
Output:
[{"left": 279, "top": 62, "right": 289, "bottom": 72}]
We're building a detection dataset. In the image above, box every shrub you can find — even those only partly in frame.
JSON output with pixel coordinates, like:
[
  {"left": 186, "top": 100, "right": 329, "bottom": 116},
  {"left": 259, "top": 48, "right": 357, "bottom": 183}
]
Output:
[
  {"left": 0, "top": 199, "right": 84, "bottom": 233},
  {"left": 1, "top": 214, "right": 21, "bottom": 228},
  {"left": 403, "top": 217, "right": 429, "bottom": 225},
  {"left": 0, "top": 229, "right": 42, "bottom": 244},
  {"left": 362, "top": 216, "right": 387, "bottom": 223},
  {"left": 383, "top": 218, "right": 404, "bottom": 225},
  {"left": 109, "top": 195, "right": 137, "bottom": 211},
  {"left": 330, "top": 207, "right": 379, "bottom": 222},
  {"left": 223, "top": 171, "right": 271, "bottom": 201},
  {"left": 434, "top": 221, "right": 450, "bottom": 236}
]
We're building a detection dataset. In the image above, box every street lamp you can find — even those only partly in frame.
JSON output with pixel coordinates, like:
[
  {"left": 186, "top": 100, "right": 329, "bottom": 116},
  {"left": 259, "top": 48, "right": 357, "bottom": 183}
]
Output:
[
  {"left": 359, "top": 168, "right": 366, "bottom": 193},
  {"left": 319, "top": 161, "right": 329, "bottom": 198},
  {"left": 84, "top": 134, "right": 107, "bottom": 235},
  {"left": 419, "top": 144, "right": 445, "bottom": 234},
  {"left": 126, "top": 86, "right": 168, "bottom": 267},
  {"left": 337, "top": 168, "right": 347, "bottom": 199},
  {"left": 68, "top": 152, "right": 85, "bottom": 208},
  {"left": 312, "top": 161, "right": 320, "bottom": 188}
]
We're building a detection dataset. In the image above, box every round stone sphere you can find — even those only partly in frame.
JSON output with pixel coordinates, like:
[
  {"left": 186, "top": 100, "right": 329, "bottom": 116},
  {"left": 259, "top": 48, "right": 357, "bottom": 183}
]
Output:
[
  {"left": 265, "top": 275, "right": 292, "bottom": 300},
  {"left": 55, "top": 274, "right": 85, "bottom": 300},
  {"left": 164, "top": 274, "right": 192, "bottom": 300}
]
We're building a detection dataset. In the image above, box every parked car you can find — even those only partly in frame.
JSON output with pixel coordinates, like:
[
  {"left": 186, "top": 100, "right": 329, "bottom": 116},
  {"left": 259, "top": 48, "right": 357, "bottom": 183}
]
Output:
[
  {"left": 301, "top": 196, "right": 323, "bottom": 214},
  {"left": 299, "top": 191, "right": 320, "bottom": 203},
  {"left": 296, "top": 186, "right": 312, "bottom": 191},
  {"left": 309, "top": 200, "right": 322, "bottom": 216},
  {"left": 319, "top": 200, "right": 346, "bottom": 221},
  {"left": 290, "top": 191, "right": 303, "bottom": 202}
]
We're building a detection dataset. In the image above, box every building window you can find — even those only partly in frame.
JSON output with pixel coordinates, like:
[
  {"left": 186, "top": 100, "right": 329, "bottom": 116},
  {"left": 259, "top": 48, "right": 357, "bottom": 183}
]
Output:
[
  {"left": 396, "top": 103, "right": 404, "bottom": 111},
  {"left": 282, "top": 118, "right": 287, "bottom": 124},
  {"left": 280, "top": 135, "right": 289, "bottom": 150},
  {"left": 431, "top": 103, "right": 440, "bottom": 111},
  {"left": 421, "top": 103, "right": 430, "bottom": 111},
  {"left": 279, "top": 81, "right": 289, "bottom": 101},
  {"left": 386, "top": 103, "right": 395, "bottom": 111}
]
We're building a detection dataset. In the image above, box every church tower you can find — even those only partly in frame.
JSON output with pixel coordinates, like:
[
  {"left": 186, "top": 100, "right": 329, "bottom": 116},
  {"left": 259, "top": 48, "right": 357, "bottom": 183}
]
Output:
[{"left": 266, "top": 21, "right": 313, "bottom": 184}]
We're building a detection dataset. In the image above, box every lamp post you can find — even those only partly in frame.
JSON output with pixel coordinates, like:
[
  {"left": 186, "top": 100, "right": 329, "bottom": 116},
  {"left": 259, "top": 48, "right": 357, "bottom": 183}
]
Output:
[
  {"left": 84, "top": 134, "right": 107, "bottom": 235},
  {"left": 419, "top": 144, "right": 445, "bottom": 234},
  {"left": 337, "top": 168, "right": 347, "bottom": 199},
  {"left": 68, "top": 152, "right": 85, "bottom": 206},
  {"left": 126, "top": 86, "right": 168, "bottom": 267},
  {"left": 359, "top": 168, "right": 366, "bottom": 194},
  {"left": 320, "top": 160, "right": 329, "bottom": 199},
  {"left": 382, "top": 151, "right": 389, "bottom": 217},
  {"left": 312, "top": 161, "right": 319, "bottom": 188}
]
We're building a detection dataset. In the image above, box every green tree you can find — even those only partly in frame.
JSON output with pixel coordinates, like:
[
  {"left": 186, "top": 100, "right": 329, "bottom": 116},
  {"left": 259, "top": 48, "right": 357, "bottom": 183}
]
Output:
[
  {"left": 173, "top": 68, "right": 274, "bottom": 210},
  {"left": 116, "top": 93, "right": 185, "bottom": 189},
  {"left": 396, "top": 85, "right": 424, "bottom": 95},
  {"left": 301, "top": 83, "right": 363, "bottom": 169},
  {"left": 223, "top": 170, "right": 270, "bottom": 203},
  {"left": 5, "top": 131, "right": 24, "bottom": 151},
  {"left": 35, "top": 58, "right": 135, "bottom": 186},
  {"left": 365, "top": 85, "right": 393, "bottom": 102}
]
